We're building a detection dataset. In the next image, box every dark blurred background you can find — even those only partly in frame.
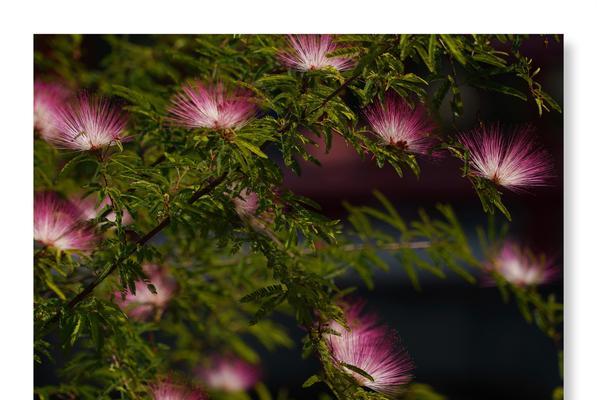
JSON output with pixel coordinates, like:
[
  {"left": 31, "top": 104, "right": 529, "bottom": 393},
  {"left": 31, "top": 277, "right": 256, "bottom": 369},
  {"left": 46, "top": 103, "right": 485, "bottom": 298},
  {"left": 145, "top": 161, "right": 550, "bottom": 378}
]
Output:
[
  {"left": 34, "top": 35, "right": 563, "bottom": 399},
  {"left": 276, "top": 35, "right": 563, "bottom": 400}
]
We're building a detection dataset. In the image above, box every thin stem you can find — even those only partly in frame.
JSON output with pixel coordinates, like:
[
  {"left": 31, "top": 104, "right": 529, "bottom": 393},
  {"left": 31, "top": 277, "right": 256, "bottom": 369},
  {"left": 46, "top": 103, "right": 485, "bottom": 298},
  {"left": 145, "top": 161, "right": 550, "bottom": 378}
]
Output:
[
  {"left": 307, "top": 73, "right": 360, "bottom": 117},
  {"left": 150, "top": 154, "right": 166, "bottom": 167},
  {"left": 96, "top": 152, "right": 118, "bottom": 220},
  {"left": 150, "top": 146, "right": 195, "bottom": 168},
  {"left": 323, "top": 240, "right": 432, "bottom": 253},
  {"left": 209, "top": 240, "right": 432, "bottom": 267},
  {"left": 283, "top": 240, "right": 434, "bottom": 257}
]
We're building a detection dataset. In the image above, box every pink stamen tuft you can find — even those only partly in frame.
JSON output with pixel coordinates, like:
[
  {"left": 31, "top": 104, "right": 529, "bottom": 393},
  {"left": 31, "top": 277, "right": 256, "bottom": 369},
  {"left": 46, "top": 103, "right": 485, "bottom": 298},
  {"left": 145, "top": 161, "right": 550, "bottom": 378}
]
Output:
[
  {"left": 73, "top": 194, "right": 133, "bottom": 225},
  {"left": 150, "top": 379, "right": 206, "bottom": 400},
  {"left": 364, "top": 94, "right": 435, "bottom": 155},
  {"left": 232, "top": 188, "right": 260, "bottom": 217},
  {"left": 34, "top": 80, "right": 71, "bottom": 140},
  {"left": 197, "top": 356, "right": 261, "bottom": 393},
  {"left": 169, "top": 82, "right": 256, "bottom": 130},
  {"left": 325, "top": 301, "right": 414, "bottom": 396},
  {"left": 458, "top": 124, "right": 552, "bottom": 191},
  {"left": 278, "top": 35, "right": 355, "bottom": 72},
  {"left": 486, "top": 241, "right": 559, "bottom": 287},
  {"left": 114, "top": 264, "right": 177, "bottom": 321},
  {"left": 50, "top": 94, "right": 128, "bottom": 151},
  {"left": 34, "top": 192, "right": 97, "bottom": 251}
]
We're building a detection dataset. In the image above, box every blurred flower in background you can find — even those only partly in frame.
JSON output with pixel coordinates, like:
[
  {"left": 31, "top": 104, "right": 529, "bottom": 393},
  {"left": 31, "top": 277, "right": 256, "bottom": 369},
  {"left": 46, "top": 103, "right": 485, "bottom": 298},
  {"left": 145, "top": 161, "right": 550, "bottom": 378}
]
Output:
[
  {"left": 232, "top": 188, "right": 260, "bottom": 218},
  {"left": 34, "top": 80, "right": 71, "bottom": 140},
  {"left": 73, "top": 194, "right": 133, "bottom": 225},
  {"left": 114, "top": 264, "right": 177, "bottom": 321},
  {"left": 150, "top": 378, "right": 206, "bottom": 400},
  {"left": 34, "top": 191, "right": 96, "bottom": 251},
  {"left": 487, "top": 242, "right": 559, "bottom": 287},
  {"left": 197, "top": 356, "right": 261, "bottom": 393}
]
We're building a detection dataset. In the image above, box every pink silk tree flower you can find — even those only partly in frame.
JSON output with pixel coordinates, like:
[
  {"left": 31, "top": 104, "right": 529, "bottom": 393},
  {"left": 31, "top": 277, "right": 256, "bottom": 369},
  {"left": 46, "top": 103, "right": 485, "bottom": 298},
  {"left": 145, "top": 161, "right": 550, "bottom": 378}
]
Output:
[
  {"left": 232, "top": 188, "right": 260, "bottom": 217},
  {"left": 49, "top": 94, "right": 128, "bottom": 151},
  {"left": 150, "top": 379, "right": 206, "bottom": 400},
  {"left": 73, "top": 195, "right": 133, "bottom": 225},
  {"left": 331, "top": 300, "right": 378, "bottom": 333},
  {"left": 115, "top": 264, "right": 177, "bottom": 321},
  {"left": 325, "top": 302, "right": 413, "bottom": 397},
  {"left": 197, "top": 357, "right": 261, "bottom": 393},
  {"left": 278, "top": 35, "right": 355, "bottom": 72},
  {"left": 458, "top": 125, "right": 552, "bottom": 190},
  {"left": 364, "top": 94, "right": 435, "bottom": 154},
  {"left": 34, "top": 192, "right": 96, "bottom": 252},
  {"left": 487, "top": 242, "right": 559, "bottom": 287},
  {"left": 231, "top": 188, "right": 278, "bottom": 238},
  {"left": 168, "top": 82, "right": 257, "bottom": 130},
  {"left": 34, "top": 81, "right": 70, "bottom": 140}
]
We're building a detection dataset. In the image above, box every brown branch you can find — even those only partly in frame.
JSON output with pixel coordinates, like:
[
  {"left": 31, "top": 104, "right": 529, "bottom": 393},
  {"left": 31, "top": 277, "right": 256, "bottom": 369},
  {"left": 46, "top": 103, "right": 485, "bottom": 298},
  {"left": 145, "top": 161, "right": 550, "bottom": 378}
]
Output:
[
  {"left": 45, "top": 172, "right": 229, "bottom": 326},
  {"left": 150, "top": 154, "right": 167, "bottom": 167}
]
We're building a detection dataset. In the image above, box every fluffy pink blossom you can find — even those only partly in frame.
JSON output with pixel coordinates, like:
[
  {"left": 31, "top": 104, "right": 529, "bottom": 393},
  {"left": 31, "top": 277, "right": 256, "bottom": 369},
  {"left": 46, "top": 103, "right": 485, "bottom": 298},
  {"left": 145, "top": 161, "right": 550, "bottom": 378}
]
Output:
[
  {"left": 329, "top": 300, "right": 377, "bottom": 332},
  {"left": 232, "top": 188, "right": 260, "bottom": 217},
  {"left": 150, "top": 379, "right": 206, "bottom": 400},
  {"left": 115, "top": 264, "right": 177, "bottom": 321},
  {"left": 325, "top": 302, "right": 413, "bottom": 397},
  {"left": 49, "top": 94, "right": 128, "bottom": 150},
  {"left": 278, "top": 35, "right": 354, "bottom": 72},
  {"left": 169, "top": 82, "right": 256, "bottom": 130},
  {"left": 198, "top": 357, "right": 260, "bottom": 393},
  {"left": 364, "top": 94, "right": 435, "bottom": 154},
  {"left": 34, "top": 192, "right": 96, "bottom": 251},
  {"left": 487, "top": 242, "right": 559, "bottom": 287},
  {"left": 73, "top": 194, "right": 133, "bottom": 225},
  {"left": 231, "top": 188, "right": 277, "bottom": 237},
  {"left": 34, "top": 81, "right": 70, "bottom": 140},
  {"left": 458, "top": 125, "right": 552, "bottom": 190}
]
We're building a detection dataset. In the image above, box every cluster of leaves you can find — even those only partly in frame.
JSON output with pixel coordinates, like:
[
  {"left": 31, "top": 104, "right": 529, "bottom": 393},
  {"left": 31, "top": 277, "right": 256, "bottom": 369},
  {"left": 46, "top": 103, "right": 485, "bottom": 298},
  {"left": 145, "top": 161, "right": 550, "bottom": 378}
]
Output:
[{"left": 34, "top": 34, "right": 560, "bottom": 399}]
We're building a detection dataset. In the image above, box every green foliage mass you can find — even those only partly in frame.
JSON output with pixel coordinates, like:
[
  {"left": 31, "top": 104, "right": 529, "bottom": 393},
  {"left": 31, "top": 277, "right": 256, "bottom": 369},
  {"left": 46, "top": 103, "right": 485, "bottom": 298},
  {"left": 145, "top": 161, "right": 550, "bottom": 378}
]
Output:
[{"left": 34, "top": 34, "right": 562, "bottom": 399}]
